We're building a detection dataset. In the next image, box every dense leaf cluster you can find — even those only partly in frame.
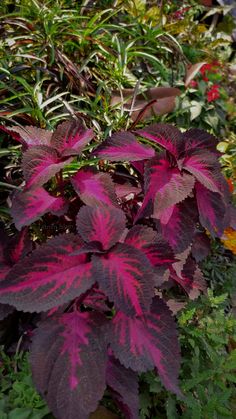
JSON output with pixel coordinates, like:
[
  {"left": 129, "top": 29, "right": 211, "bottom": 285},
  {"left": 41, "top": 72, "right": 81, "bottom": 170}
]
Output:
[{"left": 0, "top": 120, "right": 234, "bottom": 418}]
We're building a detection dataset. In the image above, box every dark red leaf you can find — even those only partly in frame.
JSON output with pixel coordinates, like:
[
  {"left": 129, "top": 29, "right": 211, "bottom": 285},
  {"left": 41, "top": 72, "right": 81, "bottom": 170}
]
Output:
[
  {"left": 115, "top": 183, "right": 141, "bottom": 200},
  {"left": 0, "top": 229, "right": 32, "bottom": 318},
  {"left": 131, "top": 160, "right": 145, "bottom": 175},
  {"left": 22, "top": 145, "right": 72, "bottom": 189},
  {"left": 125, "top": 226, "right": 175, "bottom": 269},
  {"left": 0, "top": 235, "right": 94, "bottom": 312},
  {"left": 135, "top": 155, "right": 180, "bottom": 221},
  {"left": 181, "top": 129, "right": 219, "bottom": 156},
  {"left": 0, "top": 228, "right": 32, "bottom": 279},
  {"left": 10, "top": 187, "right": 68, "bottom": 230},
  {"left": 30, "top": 311, "right": 108, "bottom": 419},
  {"left": 76, "top": 205, "right": 126, "bottom": 251},
  {"left": 191, "top": 232, "right": 211, "bottom": 262},
  {"left": 0, "top": 303, "right": 14, "bottom": 320},
  {"left": 153, "top": 172, "right": 195, "bottom": 222},
  {"left": 4, "top": 228, "right": 32, "bottom": 265},
  {"left": 182, "top": 151, "right": 222, "bottom": 193},
  {"left": 195, "top": 182, "right": 226, "bottom": 237},
  {"left": 106, "top": 355, "right": 139, "bottom": 419},
  {"left": 0, "top": 125, "right": 52, "bottom": 148},
  {"left": 50, "top": 119, "right": 94, "bottom": 157},
  {"left": 109, "top": 296, "right": 181, "bottom": 395},
  {"left": 158, "top": 198, "right": 197, "bottom": 253},
  {"left": 93, "top": 131, "right": 155, "bottom": 162},
  {"left": 0, "top": 235, "right": 11, "bottom": 281},
  {"left": 92, "top": 243, "right": 154, "bottom": 316},
  {"left": 171, "top": 250, "right": 206, "bottom": 294},
  {"left": 71, "top": 168, "right": 117, "bottom": 207},
  {"left": 135, "top": 123, "right": 183, "bottom": 158}
]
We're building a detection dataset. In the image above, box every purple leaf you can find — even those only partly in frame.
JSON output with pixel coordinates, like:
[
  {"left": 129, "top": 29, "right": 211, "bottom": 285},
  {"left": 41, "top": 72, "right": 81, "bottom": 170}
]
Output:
[
  {"left": 106, "top": 355, "right": 139, "bottom": 419},
  {"left": 125, "top": 226, "right": 175, "bottom": 269},
  {"left": 182, "top": 151, "right": 222, "bottom": 193},
  {"left": 93, "top": 131, "right": 155, "bottom": 162},
  {"left": 109, "top": 296, "right": 181, "bottom": 395},
  {"left": 131, "top": 160, "right": 145, "bottom": 175},
  {"left": 22, "top": 145, "right": 72, "bottom": 189},
  {"left": 50, "top": 119, "right": 94, "bottom": 157},
  {"left": 5, "top": 228, "right": 32, "bottom": 265},
  {"left": 195, "top": 182, "right": 226, "bottom": 237},
  {"left": 0, "top": 303, "right": 14, "bottom": 320},
  {"left": 191, "top": 232, "right": 211, "bottom": 262},
  {"left": 135, "top": 155, "right": 180, "bottom": 221},
  {"left": 228, "top": 205, "right": 236, "bottom": 230},
  {"left": 0, "top": 125, "right": 52, "bottom": 148},
  {"left": 158, "top": 198, "right": 197, "bottom": 253},
  {"left": 0, "top": 228, "right": 32, "bottom": 318},
  {"left": 0, "top": 234, "right": 94, "bottom": 312},
  {"left": 72, "top": 168, "right": 117, "bottom": 207},
  {"left": 93, "top": 243, "right": 154, "bottom": 316},
  {"left": 182, "top": 129, "right": 219, "bottom": 156},
  {"left": 30, "top": 311, "right": 108, "bottom": 419},
  {"left": 0, "top": 240, "right": 11, "bottom": 282},
  {"left": 135, "top": 123, "right": 183, "bottom": 158},
  {"left": 153, "top": 172, "right": 195, "bottom": 221},
  {"left": 10, "top": 187, "right": 68, "bottom": 230},
  {"left": 115, "top": 183, "right": 141, "bottom": 200},
  {"left": 76, "top": 205, "right": 126, "bottom": 251},
  {"left": 171, "top": 250, "right": 206, "bottom": 294},
  {"left": 0, "top": 228, "right": 32, "bottom": 279}
]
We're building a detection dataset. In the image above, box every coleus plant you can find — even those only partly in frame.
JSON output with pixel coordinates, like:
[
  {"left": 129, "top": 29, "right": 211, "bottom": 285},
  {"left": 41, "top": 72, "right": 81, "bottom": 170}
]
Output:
[{"left": 0, "top": 120, "right": 233, "bottom": 418}]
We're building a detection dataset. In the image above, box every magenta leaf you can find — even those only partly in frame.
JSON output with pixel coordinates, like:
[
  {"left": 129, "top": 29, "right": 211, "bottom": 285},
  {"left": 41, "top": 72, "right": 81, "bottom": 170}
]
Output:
[
  {"left": 0, "top": 228, "right": 32, "bottom": 279},
  {"left": 106, "top": 355, "right": 139, "bottom": 419},
  {"left": 158, "top": 198, "right": 197, "bottom": 253},
  {"left": 50, "top": 119, "right": 94, "bottom": 157},
  {"left": 71, "top": 168, "right": 117, "bottom": 207},
  {"left": 182, "top": 129, "right": 219, "bottom": 156},
  {"left": 131, "top": 160, "right": 145, "bottom": 175},
  {"left": 76, "top": 205, "right": 126, "bottom": 251},
  {"left": 109, "top": 296, "right": 181, "bottom": 395},
  {"left": 153, "top": 172, "right": 195, "bottom": 221},
  {"left": 5, "top": 228, "right": 32, "bottom": 265},
  {"left": 0, "top": 125, "right": 52, "bottom": 148},
  {"left": 92, "top": 243, "right": 154, "bottom": 316},
  {"left": 182, "top": 151, "right": 222, "bottom": 193},
  {"left": 135, "top": 123, "right": 183, "bottom": 158},
  {"left": 125, "top": 226, "right": 175, "bottom": 269},
  {"left": 135, "top": 155, "right": 179, "bottom": 221},
  {"left": 30, "top": 311, "right": 108, "bottom": 419},
  {"left": 0, "top": 234, "right": 94, "bottom": 312},
  {"left": 195, "top": 182, "right": 226, "bottom": 237},
  {"left": 10, "top": 187, "right": 68, "bottom": 230},
  {"left": 22, "top": 145, "right": 72, "bottom": 189},
  {"left": 0, "top": 228, "right": 32, "bottom": 318},
  {"left": 93, "top": 131, "right": 155, "bottom": 162}
]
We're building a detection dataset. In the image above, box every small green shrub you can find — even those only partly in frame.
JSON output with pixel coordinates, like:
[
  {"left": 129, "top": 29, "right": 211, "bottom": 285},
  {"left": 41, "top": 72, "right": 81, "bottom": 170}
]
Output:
[{"left": 0, "top": 350, "right": 51, "bottom": 418}]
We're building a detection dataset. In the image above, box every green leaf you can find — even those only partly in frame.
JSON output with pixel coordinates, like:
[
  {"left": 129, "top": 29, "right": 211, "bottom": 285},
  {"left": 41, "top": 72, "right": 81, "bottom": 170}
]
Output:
[
  {"left": 190, "top": 101, "right": 202, "bottom": 121},
  {"left": 166, "top": 397, "right": 178, "bottom": 419}
]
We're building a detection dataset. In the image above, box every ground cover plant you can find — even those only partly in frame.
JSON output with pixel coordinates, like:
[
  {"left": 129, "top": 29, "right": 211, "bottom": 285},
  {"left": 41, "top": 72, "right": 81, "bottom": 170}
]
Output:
[
  {"left": 0, "top": 118, "right": 235, "bottom": 418},
  {"left": 0, "top": 0, "right": 236, "bottom": 418}
]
